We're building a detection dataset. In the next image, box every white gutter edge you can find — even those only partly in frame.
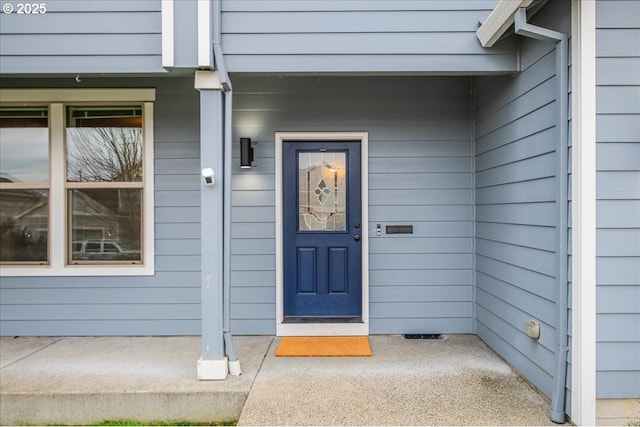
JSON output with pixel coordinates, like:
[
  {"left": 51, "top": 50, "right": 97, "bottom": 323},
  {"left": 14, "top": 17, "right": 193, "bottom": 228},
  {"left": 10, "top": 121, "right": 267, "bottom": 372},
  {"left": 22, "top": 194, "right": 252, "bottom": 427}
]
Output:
[{"left": 476, "top": 0, "right": 534, "bottom": 47}]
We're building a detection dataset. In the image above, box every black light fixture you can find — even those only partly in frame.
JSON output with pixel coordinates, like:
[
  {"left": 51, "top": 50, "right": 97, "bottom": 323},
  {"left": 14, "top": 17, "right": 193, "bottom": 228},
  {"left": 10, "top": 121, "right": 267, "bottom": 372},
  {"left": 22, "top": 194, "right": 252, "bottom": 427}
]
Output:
[{"left": 240, "top": 137, "right": 254, "bottom": 168}]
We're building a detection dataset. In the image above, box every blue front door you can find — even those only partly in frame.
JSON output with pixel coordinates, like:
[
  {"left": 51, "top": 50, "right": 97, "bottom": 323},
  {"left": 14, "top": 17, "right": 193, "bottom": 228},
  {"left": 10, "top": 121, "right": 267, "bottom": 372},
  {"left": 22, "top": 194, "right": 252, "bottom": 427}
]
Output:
[{"left": 283, "top": 141, "right": 362, "bottom": 319}]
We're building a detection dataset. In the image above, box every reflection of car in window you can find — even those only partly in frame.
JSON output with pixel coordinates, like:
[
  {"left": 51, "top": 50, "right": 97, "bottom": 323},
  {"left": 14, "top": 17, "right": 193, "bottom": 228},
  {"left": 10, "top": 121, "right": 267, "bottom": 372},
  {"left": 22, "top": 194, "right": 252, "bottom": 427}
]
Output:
[{"left": 72, "top": 240, "right": 141, "bottom": 261}]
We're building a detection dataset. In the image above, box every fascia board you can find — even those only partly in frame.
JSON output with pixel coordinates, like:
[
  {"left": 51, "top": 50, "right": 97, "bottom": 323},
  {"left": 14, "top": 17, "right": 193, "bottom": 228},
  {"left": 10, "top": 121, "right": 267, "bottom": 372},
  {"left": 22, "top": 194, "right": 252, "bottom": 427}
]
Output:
[{"left": 477, "top": 0, "right": 534, "bottom": 47}]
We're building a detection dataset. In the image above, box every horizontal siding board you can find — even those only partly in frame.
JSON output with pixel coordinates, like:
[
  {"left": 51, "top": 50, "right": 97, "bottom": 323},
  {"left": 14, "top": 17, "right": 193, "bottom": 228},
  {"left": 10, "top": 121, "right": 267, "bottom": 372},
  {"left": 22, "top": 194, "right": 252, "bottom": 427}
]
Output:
[
  {"left": 223, "top": 11, "right": 492, "bottom": 33},
  {"left": 597, "top": 143, "right": 640, "bottom": 171},
  {"left": 369, "top": 140, "right": 472, "bottom": 157},
  {"left": 155, "top": 239, "right": 200, "bottom": 256},
  {"left": 475, "top": 239, "right": 556, "bottom": 277},
  {"left": 370, "top": 302, "right": 472, "bottom": 319},
  {"left": 596, "top": 115, "right": 640, "bottom": 142},
  {"left": 230, "top": 319, "right": 275, "bottom": 335},
  {"left": 476, "top": 256, "right": 556, "bottom": 301},
  {"left": 476, "top": 272, "right": 555, "bottom": 326},
  {"left": 475, "top": 129, "right": 556, "bottom": 171},
  {"left": 596, "top": 86, "right": 640, "bottom": 114},
  {"left": 156, "top": 223, "right": 201, "bottom": 239},
  {"left": 370, "top": 173, "right": 472, "bottom": 190},
  {"left": 0, "top": 287, "right": 199, "bottom": 305},
  {"left": 0, "top": 304, "right": 200, "bottom": 321},
  {"left": 225, "top": 54, "right": 517, "bottom": 74},
  {"left": 231, "top": 255, "right": 275, "bottom": 271},
  {"left": 231, "top": 239, "right": 275, "bottom": 255},
  {"left": 597, "top": 342, "right": 640, "bottom": 371},
  {"left": 475, "top": 153, "right": 556, "bottom": 188},
  {"left": 596, "top": 201, "right": 640, "bottom": 228},
  {"left": 155, "top": 191, "right": 200, "bottom": 207},
  {"left": 476, "top": 222, "right": 555, "bottom": 252},
  {"left": 222, "top": 1, "right": 498, "bottom": 12},
  {"left": 597, "top": 257, "right": 640, "bottom": 285},
  {"left": 596, "top": 58, "right": 640, "bottom": 86},
  {"left": 0, "top": 320, "right": 200, "bottom": 336},
  {"left": 475, "top": 203, "right": 556, "bottom": 227},
  {"left": 475, "top": 178, "right": 556, "bottom": 204},
  {"left": 0, "top": 55, "right": 163, "bottom": 74},
  {"left": 232, "top": 191, "right": 275, "bottom": 207},
  {"left": 369, "top": 156, "right": 472, "bottom": 173},
  {"left": 155, "top": 207, "right": 200, "bottom": 223},
  {"left": 369, "top": 254, "right": 472, "bottom": 270},
  {"left": 222, "top": 33, "right": 514, "bottom": 55},
  {"left": 231, "top": 223, "right": 275, "bottom": 239},
  {"left": 475, "top": 79, "right": 556, "bottom": 138},
  {"left": 475, "top": 53, "right": 555, "bottom": 118},
  {"left": 370, "top": 189, "right": 473, "bottom": 206},
  {"left": 596, "top": 0, "right": 640, "bottom": 28},
  {"left": 370, "top": 285, "right": 472, "bottom": 303},
  {"left": 370, "top": 317, "right": 472, "bottom": 334},
  {"left": 476, "top": 294, "right": 556, "bottom": 360},
  {"left": 231, "top": 303, "right": 275, "bottom": 320},
  {"left": 230, "top": 271, "right": 276, "bottom": 287},
  {"left": 597, "top": 229, "right": 640, "bottom": 257},
  {"left": 370, "top": 205, "right": 473, "bottom": 222},
  {"left": 231, "top": 287, "right": 276, "bottom": 304},
  {"left": 596, "top": 314, "right": 640, "bottom": 340},
  {"left": 596, "top": 29, "right": 640, "bottom": 57},
  {"left": 596, "top": 371, "right": 640, "bottom": 398},
  {"left": 475, "top": 107, "right": 556, "bottom": 154},
  {"left": 0, "top": 272, "right": 200, "bottom": 289},
  {"left": 0, "top": 12, "right": 160, "bottom": 34},
  {"left": 370, "top": 269, "right": 473, "bottom": 286},
  {"left": 1, "top": 34, "right": 160, "bottom": 56},
  {"left": 154, "top": 256, "right": 200, "bottom": 272},
  {"left": 370, "top": 237, "right": 472, "bottom": 254},
  {"left": 597, "top": 171, "right": 640, "bottom": 199}
]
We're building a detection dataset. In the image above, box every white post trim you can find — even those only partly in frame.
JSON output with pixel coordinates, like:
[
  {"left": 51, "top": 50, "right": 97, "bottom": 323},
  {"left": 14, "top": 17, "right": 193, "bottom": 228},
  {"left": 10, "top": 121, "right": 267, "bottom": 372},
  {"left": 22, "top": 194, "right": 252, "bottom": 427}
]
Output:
[
  {"left": 275, "top": 132, "right": 369, "bottom": 337},
  {"left": 570, "top": 0, "right": 597, "bottom": 425},
  {"left": 197, "top": 0, "right": 212, "bottom": 68},
  {"left": 161, "top": 0, "right": 175, "bottom": 68}
]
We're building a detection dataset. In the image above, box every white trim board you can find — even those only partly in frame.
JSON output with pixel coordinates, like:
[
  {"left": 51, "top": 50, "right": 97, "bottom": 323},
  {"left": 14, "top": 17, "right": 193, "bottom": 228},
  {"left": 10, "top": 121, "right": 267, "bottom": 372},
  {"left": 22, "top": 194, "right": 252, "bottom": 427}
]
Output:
[
  {"left": 570, "top": 0, "right": 597, "bottom": 425},
  {"left": 274, "top": 132, "right": 369, "bottom": 337},
  {"left": 476, "top": 0, "right": 534, "bottom": 47}
]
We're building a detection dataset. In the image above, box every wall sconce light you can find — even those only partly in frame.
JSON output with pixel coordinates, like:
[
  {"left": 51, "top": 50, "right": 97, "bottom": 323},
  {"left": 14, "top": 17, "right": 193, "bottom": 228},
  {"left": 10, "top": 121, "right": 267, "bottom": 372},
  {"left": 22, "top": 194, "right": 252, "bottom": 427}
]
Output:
[{"left": 240, "top": 137, "right": 254, "bottom": 168}]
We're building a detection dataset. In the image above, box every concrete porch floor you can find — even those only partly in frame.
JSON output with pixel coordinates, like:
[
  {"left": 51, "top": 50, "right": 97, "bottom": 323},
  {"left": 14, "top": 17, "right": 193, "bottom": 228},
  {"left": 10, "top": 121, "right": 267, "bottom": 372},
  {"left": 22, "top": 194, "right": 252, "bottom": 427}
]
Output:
[{"left": 0, "top": 335, "right": 560, "bottom": 426}]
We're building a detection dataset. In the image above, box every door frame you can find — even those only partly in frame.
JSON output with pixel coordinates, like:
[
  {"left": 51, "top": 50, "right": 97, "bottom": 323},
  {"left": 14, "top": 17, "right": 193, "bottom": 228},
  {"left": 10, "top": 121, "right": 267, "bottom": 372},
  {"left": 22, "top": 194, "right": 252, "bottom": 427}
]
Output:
[{"left": 275, "top": 132, "right": 369, "bottom": 336}]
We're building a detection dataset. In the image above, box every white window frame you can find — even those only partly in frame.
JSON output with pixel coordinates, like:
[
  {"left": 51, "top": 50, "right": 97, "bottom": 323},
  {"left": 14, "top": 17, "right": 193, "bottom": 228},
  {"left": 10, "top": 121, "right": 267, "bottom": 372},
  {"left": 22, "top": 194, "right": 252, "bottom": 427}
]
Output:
[{"left": 0, "top": 89, "right": 155, "bottom": 276}]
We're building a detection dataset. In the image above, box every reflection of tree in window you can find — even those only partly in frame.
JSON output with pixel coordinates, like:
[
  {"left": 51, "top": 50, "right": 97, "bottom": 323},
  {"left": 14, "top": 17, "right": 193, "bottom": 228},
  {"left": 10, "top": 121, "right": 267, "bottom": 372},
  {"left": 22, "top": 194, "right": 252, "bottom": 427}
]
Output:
[
  {"left": 67, "top": 127, "right": 142, "bottom": 183},
  {"left": 66, "top": 107, "right": 144, "bottom": 261}
]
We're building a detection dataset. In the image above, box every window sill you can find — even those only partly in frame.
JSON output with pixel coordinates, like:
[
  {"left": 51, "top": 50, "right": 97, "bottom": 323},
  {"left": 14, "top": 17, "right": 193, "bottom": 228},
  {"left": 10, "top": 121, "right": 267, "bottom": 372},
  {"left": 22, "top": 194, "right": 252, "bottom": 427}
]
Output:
[{"left": 0, "top": 263, "right": 155, "bottom": 277}]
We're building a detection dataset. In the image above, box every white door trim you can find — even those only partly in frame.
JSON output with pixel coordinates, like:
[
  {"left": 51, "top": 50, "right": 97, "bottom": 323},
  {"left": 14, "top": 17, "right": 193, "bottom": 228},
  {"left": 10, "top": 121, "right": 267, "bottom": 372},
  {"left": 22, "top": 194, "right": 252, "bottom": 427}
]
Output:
[{"left": 275, "top": 132, "right": 369, "bottom": 336}]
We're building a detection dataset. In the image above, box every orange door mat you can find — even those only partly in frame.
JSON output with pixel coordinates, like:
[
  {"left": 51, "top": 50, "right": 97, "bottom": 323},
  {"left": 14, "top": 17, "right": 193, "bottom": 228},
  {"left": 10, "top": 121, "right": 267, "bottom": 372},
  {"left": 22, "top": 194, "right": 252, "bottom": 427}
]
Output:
[{"left": 275, "top": 336, "right": 372, "bottom": 357}]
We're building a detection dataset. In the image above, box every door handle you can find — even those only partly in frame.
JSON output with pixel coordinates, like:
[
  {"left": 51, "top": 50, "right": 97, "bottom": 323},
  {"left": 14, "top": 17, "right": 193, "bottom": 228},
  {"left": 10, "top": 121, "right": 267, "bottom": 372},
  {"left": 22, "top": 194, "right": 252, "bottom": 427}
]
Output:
[{"left": 354, "top": 234, "right": 360, "bottom": 241}]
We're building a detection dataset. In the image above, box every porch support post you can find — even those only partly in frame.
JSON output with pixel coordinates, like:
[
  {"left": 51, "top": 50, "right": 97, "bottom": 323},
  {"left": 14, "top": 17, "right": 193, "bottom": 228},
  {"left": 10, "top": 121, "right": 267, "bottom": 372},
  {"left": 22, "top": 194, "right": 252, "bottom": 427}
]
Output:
[{"left": 195, "top": 70, "right": 227, "bottom": 380}]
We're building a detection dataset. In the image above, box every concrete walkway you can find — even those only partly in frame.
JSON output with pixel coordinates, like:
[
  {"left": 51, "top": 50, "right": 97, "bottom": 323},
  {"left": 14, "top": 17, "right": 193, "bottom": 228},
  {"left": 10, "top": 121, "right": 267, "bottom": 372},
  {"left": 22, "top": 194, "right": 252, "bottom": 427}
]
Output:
[{"left": 0, "top": 335, "right": 559, "bottom": 426}]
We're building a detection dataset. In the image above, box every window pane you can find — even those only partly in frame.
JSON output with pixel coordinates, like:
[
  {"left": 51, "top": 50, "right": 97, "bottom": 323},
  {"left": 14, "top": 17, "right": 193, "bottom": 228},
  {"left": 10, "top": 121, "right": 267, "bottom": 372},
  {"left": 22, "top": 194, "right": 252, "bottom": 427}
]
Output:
[
  {"left": 66, "top": 107, "right": 143, "bottom": 183},
  {"left": 0, "top": 107, "right": 49, "bottom": 183},
  {"left": 298, "top": 151, "right": 346, "bottom": 231},
  {"left": 0, "top": 189, "right": 48, "bottom": 262},
  {"left": 70, "top": 188, "right": 142, "bottom": 262}
]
